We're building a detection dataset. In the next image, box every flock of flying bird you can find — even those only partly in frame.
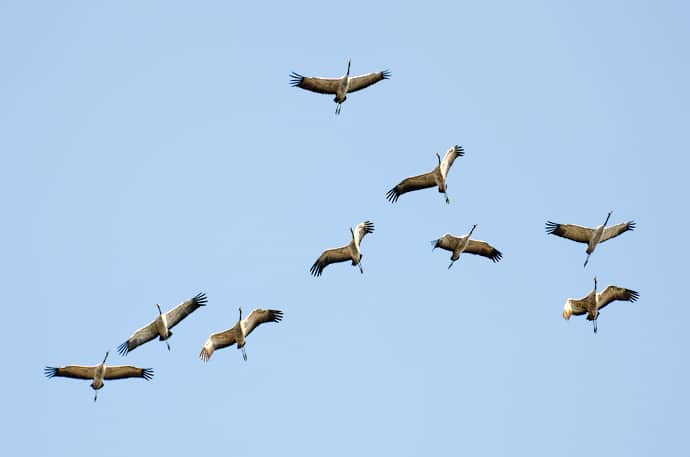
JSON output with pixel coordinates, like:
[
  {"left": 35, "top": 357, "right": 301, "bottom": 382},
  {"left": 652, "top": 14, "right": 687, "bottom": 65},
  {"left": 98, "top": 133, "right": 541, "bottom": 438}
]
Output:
[{"left": 44, "top": 60, "right": 639, "bottom": 401}]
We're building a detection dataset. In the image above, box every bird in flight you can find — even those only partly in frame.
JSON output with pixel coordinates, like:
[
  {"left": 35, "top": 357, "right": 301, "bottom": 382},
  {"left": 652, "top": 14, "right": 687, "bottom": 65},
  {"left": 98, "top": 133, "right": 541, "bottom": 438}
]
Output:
[
  {"left": 310, "top": 221, "right": 375, "bottom": 276},
  {"left": 200, "top": 308, "right": 283, "bottom": 361},
  {"left": 117, "top": 292, "right": 207, "bottom": 355},
  {"left": 545, "top": 212, "right": 635, "bottom": 267},
  {"left": 386, "top": 145, "right": 464, "bottom": 204},
  {"left": 45, "top": 351, "right": 153, "bottom": 402},
  {"left": 290, "top": 60, "right": 390, "bottom": 114},
  {"left": 431, "top": 224, "right": 502, "bottom": 269},
  {"left": 562, "top": 277, "right": 639, "bottom": 333}
]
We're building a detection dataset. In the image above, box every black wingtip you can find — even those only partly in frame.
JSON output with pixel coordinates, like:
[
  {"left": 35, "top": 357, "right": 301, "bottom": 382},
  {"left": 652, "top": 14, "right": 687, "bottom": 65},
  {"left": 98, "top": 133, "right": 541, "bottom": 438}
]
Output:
[
  {"left": 289, "top": 72, "right": 304, "bottom": 87},
  {"left": 142, "top": 368, "right": 154, "bottom": 381},
  {"left": 385, "top": 187, "right": 400, "bottom": 203},
  {"left": 44, "top": 367, "right": 57, "bottom": 378},
  {"left": 628, "top": 290, "right": 640, "bottom": 302},
  {"left": 628, "top": 221, "right": 636, "bottom": 231},
  {"left": 381, "top": 69, "right": 391, "bottom": 79},
  {"left": 454, "top": 145, "right": 465, "bottom": 157},
  {"left": 272, "top": 310, "right": 284, "bottom": 322},
  {"left": 117, "top": 341, "right": 129, "bottom": 357},
  {"left": 545, "top": 221, "right": 559, "bottom": 234},
  {"left": 194, "top": 292, "right": 208, "bottom": 306},
  {"left": 492, "top": 249, "right": 503, "bottom": 263},
  {"left": 363, "top": 221, "right": 375, "bottom": 233},
  {"left": 309, "top": 261, "right": 323, "bottom": 277}
]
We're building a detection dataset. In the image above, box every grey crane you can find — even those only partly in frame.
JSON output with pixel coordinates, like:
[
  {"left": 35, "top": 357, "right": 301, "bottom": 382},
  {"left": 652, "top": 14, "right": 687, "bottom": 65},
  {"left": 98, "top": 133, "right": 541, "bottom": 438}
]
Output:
[
  {"left": 45, "top": 351, "right": 153, "bottom": 401},
  {"left": 200, "top": 308, "right": 283, "bottom": 361},
  {"left": 117, "top": 292, "right": 207, "bottom": 355},
  {"left": 290, "top": 60, "right": 390, "bottom": 114},
  {"left": 310, "top": 221, "right": 375, "bottom": 276},
  {"left": 563, "top": 277, "right": 639, "bottom": 333},
  {"left": 545, "top": 211, "right": 635, "bottom": 267},
  {"left": 431, "top": 224, "right": 502, "bottom": 268},
  {"left": 386, "top": 145, "right": 464, "bottom": 204}
]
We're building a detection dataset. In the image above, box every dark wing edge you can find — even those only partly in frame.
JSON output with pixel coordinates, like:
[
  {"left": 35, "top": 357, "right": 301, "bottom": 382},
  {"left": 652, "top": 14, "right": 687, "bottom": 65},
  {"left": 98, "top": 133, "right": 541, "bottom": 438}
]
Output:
[
  {"left": 44, "top": 367, "right": 58, "bottom": 378},
  {"left": 289, "top": 72, "right": 305, "bottom": 87},
  {"left": 347, "top": 69, "right": 391, "bottom": 93},
  {"left": 545, "top": 221, "right": 562, "bottom": 235},
  {"left": 117, "top": 341, "right": 130, "bottom": 356}
]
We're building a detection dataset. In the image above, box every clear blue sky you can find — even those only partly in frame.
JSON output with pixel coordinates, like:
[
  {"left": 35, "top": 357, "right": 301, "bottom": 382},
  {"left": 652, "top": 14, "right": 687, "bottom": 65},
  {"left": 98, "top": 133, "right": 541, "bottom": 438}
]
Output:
[{"left": 2, "top": 1, "right": 689, "bottom": 455}]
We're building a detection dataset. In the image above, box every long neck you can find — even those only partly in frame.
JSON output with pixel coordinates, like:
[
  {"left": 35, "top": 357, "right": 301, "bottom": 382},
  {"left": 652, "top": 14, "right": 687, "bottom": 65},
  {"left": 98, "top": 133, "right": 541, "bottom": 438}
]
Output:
[{"left": 603, "top": 212, "right": 612, "bottom": 227}]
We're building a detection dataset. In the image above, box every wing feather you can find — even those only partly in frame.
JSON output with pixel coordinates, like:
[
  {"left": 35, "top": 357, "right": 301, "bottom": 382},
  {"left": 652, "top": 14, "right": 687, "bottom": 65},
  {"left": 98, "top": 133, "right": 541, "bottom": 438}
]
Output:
[
  {"left": 386, "top": 172, "right": 437, "bottom": 203},
  {"left": 597, "top": 285, "right": 639, "bottom": 311},
  {"left": 465, "top": 239, "right": 502, "bottom": 262},
  {"left": 104, "top": 366, "right": 153, "bottom": 381},
  {"left": 289, "top": 72, "right": 340, "bottom": 94},
  {"left": 545, "top": 221, "right": 593, "bottom": 244},
  {"left": 310, "top": 245, "right": 353, "bottom": 276},
  {"left": 242, "top": 309, "right": 283, "bottom": 337},
  {"left": 117, "top": 320, "right": 159, "bottom": 356},
  {"left": 564, "top": 297, "right": 590, "bottom": 317},
  {"left": 431, "top": 234, "right": 461, "bottom": 252},
  {"left": 347, "top": 70, "right": 390, "bottom": 93},
  {"left": 44, "top": 365, "right": 95, "bottom": 380},
  {"left": 165, "top": 292, "right": 207, "bottom": 329},
  {"left": 439, "top": 145, "right": 464, "bottom": 179},
  {"left": 600, "top": 221, "right": 635, "bottom": 243},
  {"left": 353, "top": 221, "right": 375, "bottom": 246},
  {"left": 200, "top": 328, "right": 239, "bottom": 362}
]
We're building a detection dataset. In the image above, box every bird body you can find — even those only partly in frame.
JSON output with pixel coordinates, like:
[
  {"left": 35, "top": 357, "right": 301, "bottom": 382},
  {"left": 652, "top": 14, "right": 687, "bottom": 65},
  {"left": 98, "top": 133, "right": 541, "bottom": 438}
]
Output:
[
  {"left": 155, "top": 308, "right": 170, "bottom": 342},
  {"left": 310, "top": 221, "right": 374, "bottom": 276},
  {"left": 118, "top": 292, "right": 207, "bottom": 355},
  {"left": 545, "top": 211, "right": 635, "bottom": 267},
  {"left": 431, "top": 225, "right": 502, "bottom": 268},
  {"left": 200, "top": 308, "right": 283, "bottom": 361},
  {"left": 290, "top": 60, "right": 390, "bottom": 114},
  {"left": 563, "top": 277, "right": 639, "bottom": 333},
  {"left": 387, "top": 145, "right": 464, "bottom": 204},
  {"left": 45, "top": 351, "right": 153, "bottom": 401}
]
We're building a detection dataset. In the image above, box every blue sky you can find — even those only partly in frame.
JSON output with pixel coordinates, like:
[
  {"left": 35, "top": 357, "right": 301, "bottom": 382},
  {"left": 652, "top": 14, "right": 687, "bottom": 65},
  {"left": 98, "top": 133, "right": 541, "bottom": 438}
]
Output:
[{"left": 2, "top": 1, "right": 689, "bottom": 455}]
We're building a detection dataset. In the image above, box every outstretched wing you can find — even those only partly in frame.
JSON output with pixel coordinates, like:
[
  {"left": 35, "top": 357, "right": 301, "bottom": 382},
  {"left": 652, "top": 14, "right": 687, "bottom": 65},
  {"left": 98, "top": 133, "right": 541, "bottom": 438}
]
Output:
[
  {"left": 289, "top": 72, "right": 340, "bottom": 95},
  {"left": 353, "top": 221, "right": 375, "bottom": 246},
  {"left": 242, "top": 309, "right": 284, "bottom": 337},
  {"left": 104, "top": 366, "right": 154, "bottom": 381},
  {"left": 44, "top": 365, "right": 95, "bottom": 380},
  {"left": 597, "top": 285, "right": 639, "bottom": 311},
  {"left": 117, "top": 320, "right": 159, "bottom": 356},
  {"left": 165, "top": 292, "right": 207, "bottom": 329},
  {"left": 309, "top": 245, "right": 353, "bottom": 276},
  {"left": 439, "top": 145, "right": 464, "bottom": 179},
  {"left": 465, "top": 239, "right": 502, "bottom": 262},
  {"left": 564, "top": 297, "right": 590, "bottom": 317},
  {"left": 431, "top": 234, "right": 461, "bottom": 252},
  {"left": 600, "top": 221, "right": 635, "bottom": 243},
  {"left": 347, "top": 70, "right": 391, "bottom": 93},
  {"left": 545, "top": 221, "right": 593, "bottom": 244},
  {"left": 200, "top": 328, "right": 238, "bottom": 362},
  {"left": 386, "top": 172, "right": 437, "bottom": 203}
]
